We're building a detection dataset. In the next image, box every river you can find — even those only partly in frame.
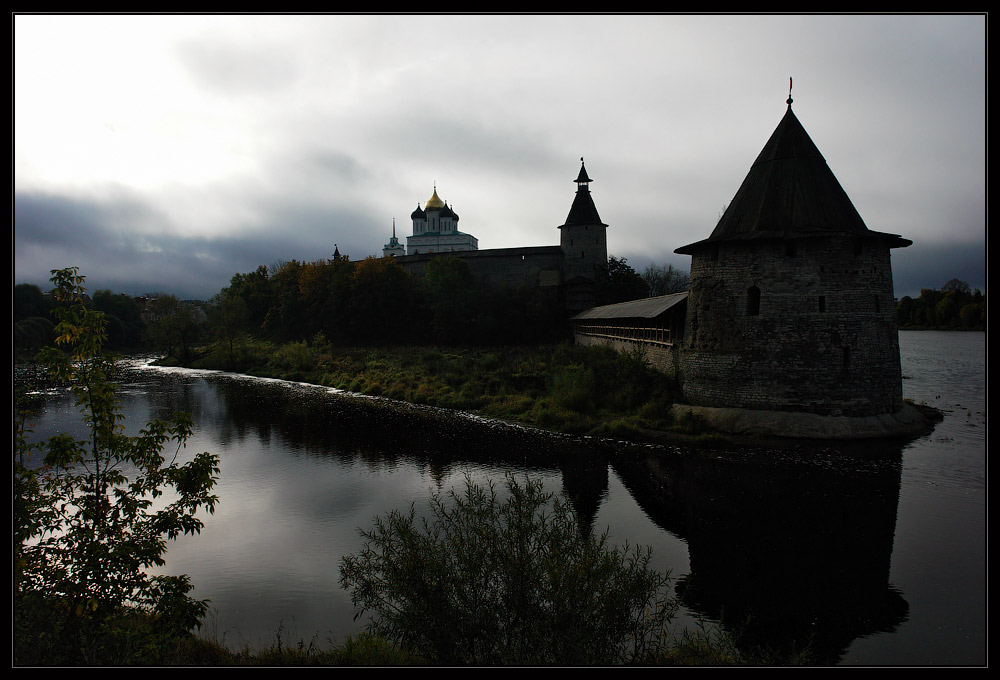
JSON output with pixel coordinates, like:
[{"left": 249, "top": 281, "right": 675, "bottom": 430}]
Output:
[{"left": 17, "top": 330, "right": 985, "bottom": 666}]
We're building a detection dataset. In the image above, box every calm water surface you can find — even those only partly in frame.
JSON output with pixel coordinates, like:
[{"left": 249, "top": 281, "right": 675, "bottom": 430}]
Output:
[{"left": 19, "top": 331, "right": 985, "bottom": 665}]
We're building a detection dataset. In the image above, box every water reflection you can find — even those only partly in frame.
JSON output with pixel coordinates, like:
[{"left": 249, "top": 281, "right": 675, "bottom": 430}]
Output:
[
  {"left": 614, "top": 446, "right": 908, "bottom": 664},
  {"left": 208, "top": 375, "right": 616, "bottom": 528},
  {"left": 153, "top": 371, "right": 910, "bottom": 663},
  {"left": 21, "top": 363, "right": 920, "bottom": 664}
]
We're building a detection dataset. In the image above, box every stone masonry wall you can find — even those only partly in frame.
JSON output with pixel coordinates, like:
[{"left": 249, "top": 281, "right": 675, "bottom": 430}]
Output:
[
  {"left": 679, "top": 236, "right": 903, "bottom": 416},
  {"left": 574, "top": 332, "right": 680, "bottom": 378},
  {"left": 397, "top": 246, "right": 565, "bottom": 290}
]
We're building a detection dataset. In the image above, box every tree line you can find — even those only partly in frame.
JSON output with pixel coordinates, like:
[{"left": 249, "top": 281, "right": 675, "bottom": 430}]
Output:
[
  {"left": 15, "top": 281, "right": 209, "bottom": 360},
  {"left": 215, "top": 255, "right": 573, "bottom": 350},
  {"left": 895, "top": 279, "right": 985, "bottom": 330},
  {"left": 19, "top": 264, "right": 983, "bottom": 366},
  {"left": 16, "top": 254, "right": 609, "bottom": 360},
  {"left": 13, "top": 268, "right": 711, "bottom": 665}
]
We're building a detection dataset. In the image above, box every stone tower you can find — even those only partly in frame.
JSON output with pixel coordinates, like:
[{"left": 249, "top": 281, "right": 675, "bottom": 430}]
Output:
[
  {"left": 559, "top": 159, "right": 608, "bottom": 282},
  {"left": 674, "top": 94, "right": 911, "bottom": 417}
]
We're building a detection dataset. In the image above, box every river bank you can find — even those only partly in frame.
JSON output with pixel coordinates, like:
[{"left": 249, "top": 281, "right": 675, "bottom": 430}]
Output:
[
  {"left": 162, "top": 338, "right": 719, "bottom": 444},
  {"left": 164, "top": 338, "right": 941, "bottom": 447},
  {"left": 19, "top": 330, "right": 984, "bottom": 664}
]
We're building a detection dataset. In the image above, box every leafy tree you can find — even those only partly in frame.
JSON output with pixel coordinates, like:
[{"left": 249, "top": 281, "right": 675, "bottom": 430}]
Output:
[
  {"left": 941, "top": 278, "right": 971, "bottom": 295},
  {"left": 208, "top": 288, "right": 250, "bottom": 367},
  {"left": 227, "top": 265, "right": 274, "bottom": 331},
  {"left": 263, "top": 259, "right": 307, "bottom": 341},
  {"left": 14, "top": 282, "right": 53, "bottom": 322},
  {"left": 297, "top": 257, "right": 355, "bottom": 343},
  {"left": 935, "top": 292, "right": 960, "bottom": 327},
  {"left": 340, "top": 475, "right": 677, "bottom": 665},
  {"left": 15, "top": 267, "right": 220, "bottom": 665},
  {"left": 597, "top": 255, "right": 650, "bottom": 304},
  {"left": 147, "top": 294, "right": 205, "bottom": 364},
  {"left": 347, "top": 256, "right": 416, "bottom": 344},
  {"left": 895, "top": 295, "right": 915, "bottom": 327},
  {"left": 896, "top": 283, "right": 985, "bottom": 330},
  {"left": 960, "top": 302, "right": 985, "bottom": 328},
  {"left": 422, "top": 256, "right": 477, "bottom": 344},
  {"left": 92, "top": 289, "right": 146, "bottom": 348},
  {"left": 14, "top": 316, "right": 55, "bottom": 353},
  {"left": 642, "top": 262, "right": 690, "bottom": 297}
]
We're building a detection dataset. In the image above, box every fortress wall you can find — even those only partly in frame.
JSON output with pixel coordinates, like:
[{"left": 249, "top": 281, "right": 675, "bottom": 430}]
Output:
[{"left": 679, "top": 237, "right": 903, "bottom": 416}]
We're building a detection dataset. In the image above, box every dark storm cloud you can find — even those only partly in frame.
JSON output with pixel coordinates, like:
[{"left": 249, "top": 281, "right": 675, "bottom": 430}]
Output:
[
  {"left": 14, "top": 15, "right": 984, "bottom": 300},
  {"left": 14, "top": 190, "right": 380, "bottom": 300},
  {"left": 890, "top": 241, "right": 986, "bottom": 299}
]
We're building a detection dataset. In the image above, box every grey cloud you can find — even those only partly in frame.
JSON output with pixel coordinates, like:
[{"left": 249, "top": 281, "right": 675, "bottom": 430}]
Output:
[
  {"left": 368, "top": 112, "right": 564, "bottom": 178},
  {"left": 305, "top": 150, "right": 368, "bottom": 184},
  {"left": 175, "top": 35, "right": 300, "bottom": 96},
  {"left": 15, "top": 190, "right": 380, "bottom": 300}
]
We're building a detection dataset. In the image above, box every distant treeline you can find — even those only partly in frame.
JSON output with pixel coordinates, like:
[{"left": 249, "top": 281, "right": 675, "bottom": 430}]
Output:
[
  {"left": 895, "top": 279, "right": 985, "bottom": 330},
  {"left": 14, "top": 255, "right": 667, "bottom": 362},
  {"left": 217, "top": 255, "right": 571, "bottom": 349},
  {"left": 17, "top": 266, "right": 980, "bottom": 362}
]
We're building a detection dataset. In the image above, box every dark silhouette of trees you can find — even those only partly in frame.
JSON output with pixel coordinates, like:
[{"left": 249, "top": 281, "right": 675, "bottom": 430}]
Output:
[
  {"left": 597, "top": 256, "right": 649, "bottom": 304},
  {"left": 895, "top": 280, "right": 985, "bottom": 330},
  {"left": 641, "top": 262, "right": 689, "bottom": 297},
  {"left": 146, "top": 295, "right": 206, "bottom": 363},
  {"left": 92, "top": 289, "right": 145, "bottom": 348},
  {"left": 207, "top": 253, "right": 578, "bottom": 350}
]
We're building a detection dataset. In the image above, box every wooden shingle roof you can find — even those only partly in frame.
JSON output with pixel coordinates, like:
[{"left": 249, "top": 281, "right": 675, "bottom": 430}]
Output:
[
  {"left": 676, "top": 101, "right": 910, "bottom": 254},
  {"left": 561, "top": 160, "right": 605, "bottom": 227},
  {"left": 570, "top": 292, "right": 688, "bottom": 320}
]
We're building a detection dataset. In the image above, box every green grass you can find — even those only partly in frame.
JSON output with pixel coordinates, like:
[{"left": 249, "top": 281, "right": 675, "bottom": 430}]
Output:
[{"left": 181, "top": 340, "right": 688, "bottom": 441}]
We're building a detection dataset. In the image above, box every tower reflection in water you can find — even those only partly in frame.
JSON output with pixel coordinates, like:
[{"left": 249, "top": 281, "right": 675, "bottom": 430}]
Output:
[{"left": 613, "top": 445, "right": 908, "bottom": 664}]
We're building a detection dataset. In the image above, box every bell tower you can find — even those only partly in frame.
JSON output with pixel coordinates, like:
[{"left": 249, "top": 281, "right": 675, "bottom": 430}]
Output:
[{"left": 559, "top": 158, "right": 608, "bottom": 282}]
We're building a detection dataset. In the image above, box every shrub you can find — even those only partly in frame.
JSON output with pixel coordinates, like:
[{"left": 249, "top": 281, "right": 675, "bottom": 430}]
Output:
[
  {"left": 15, "top": 267, "right": 220, "bottom": 665},
  {"left": 339, "top": 475, "right": 678, "bottom": 665},
  {"left": 551, "top": 364, "right": 597, "bottom": 413},
  {"left": 275, "top": 340, "right": 317, "bottom": 373}
]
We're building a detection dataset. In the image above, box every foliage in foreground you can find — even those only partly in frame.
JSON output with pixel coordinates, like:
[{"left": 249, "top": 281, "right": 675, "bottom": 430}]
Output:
[
  {"left": 14, "top": 267, "right": 221, "bottom": 665},
  {"left": 340, "top": 475, "right": 680, "bottom": 665}
]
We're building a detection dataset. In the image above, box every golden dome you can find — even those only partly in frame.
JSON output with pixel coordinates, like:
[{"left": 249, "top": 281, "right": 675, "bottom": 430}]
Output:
[{"left": 425, "top": 186, "right": 445, "bottom": 210}]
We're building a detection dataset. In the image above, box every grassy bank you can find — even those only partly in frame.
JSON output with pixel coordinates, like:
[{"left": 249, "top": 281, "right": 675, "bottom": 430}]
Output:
[
  {"left": 169, "top": 627, "right": 767, "bottom": 666},
  {"left": 16, "top": 620, "right": 759, "bottom": 666},
  {"left": 173, "top": 337, "right": 714, "bottom": 441}
]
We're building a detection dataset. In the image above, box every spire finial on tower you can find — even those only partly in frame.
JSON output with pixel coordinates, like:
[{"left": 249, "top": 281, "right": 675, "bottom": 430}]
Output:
[{"left": 787, "top": 76, "right": 793, "bottom": 107}]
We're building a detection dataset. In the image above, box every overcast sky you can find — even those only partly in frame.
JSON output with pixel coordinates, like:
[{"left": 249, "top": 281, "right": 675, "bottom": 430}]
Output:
[{"left": 14, "top": 14, "right": 986, "bottom": 301}]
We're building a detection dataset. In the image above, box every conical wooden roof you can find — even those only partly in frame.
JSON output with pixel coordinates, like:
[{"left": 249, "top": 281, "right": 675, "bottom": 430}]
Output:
[
  {"left": 677, "top": 101, "right": 910, "bottom": 254},
  {"left": 561, "top": 160, "right": 605, "bottom": 227}
]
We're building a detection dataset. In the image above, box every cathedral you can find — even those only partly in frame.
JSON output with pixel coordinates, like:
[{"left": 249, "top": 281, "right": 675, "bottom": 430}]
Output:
[
  {"left": 385, "top": 185, "right": 478, "bottom": 256},
  {"left": 384, "top": 160, "right": 609, "bottom": 313}
]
